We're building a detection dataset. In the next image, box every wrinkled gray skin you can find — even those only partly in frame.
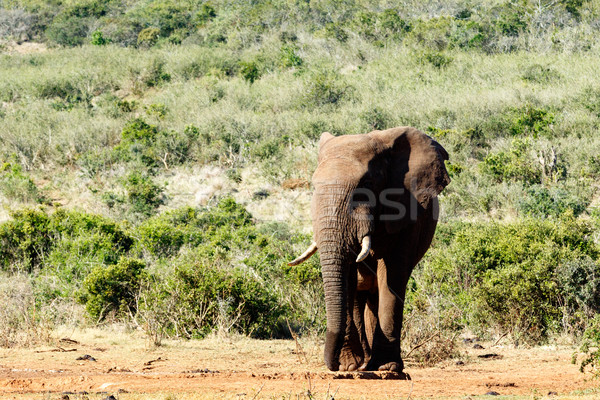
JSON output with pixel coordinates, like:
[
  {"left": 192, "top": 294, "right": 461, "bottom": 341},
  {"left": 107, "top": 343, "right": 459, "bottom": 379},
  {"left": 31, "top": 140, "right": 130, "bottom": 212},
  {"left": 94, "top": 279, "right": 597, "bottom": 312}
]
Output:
[{"left": 293, "top": 127, "right": 450, "bottom": 372}]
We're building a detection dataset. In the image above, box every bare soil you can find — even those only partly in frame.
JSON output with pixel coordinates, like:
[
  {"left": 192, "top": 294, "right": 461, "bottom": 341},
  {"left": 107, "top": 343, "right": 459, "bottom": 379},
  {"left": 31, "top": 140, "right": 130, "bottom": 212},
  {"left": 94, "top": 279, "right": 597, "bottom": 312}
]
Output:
[{"left": 0, "top": 329, "right": 597, "bottom": 399}]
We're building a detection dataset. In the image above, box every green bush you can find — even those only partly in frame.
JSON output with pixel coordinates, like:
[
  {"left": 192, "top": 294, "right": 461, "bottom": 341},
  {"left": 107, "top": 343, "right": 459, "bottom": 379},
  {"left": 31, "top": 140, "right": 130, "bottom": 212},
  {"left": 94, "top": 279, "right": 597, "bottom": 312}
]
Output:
[
  {"left": 302, "top": 69, "right": 353, "bottom": 109},
  {"left": 123, "top": 172, "right": 165, "bottom": 216},
  {"left": 522, "top": 64, "right": 561, "bottom": 84},
  {"left": 482, "top": 138, "right": 541, "bottom": 184},
  {"left": 417, "top": 217, "right": 599, "bottom": 343},
  {"left": 280, "top": 45, "right": 303, "bottom": 68},
  {"left": 45, "top": 16, "right": 89, "bottom": 46},
  {"left": 0, "top": 162, "right": 43, "bottom": 203},
  {"left": 113, "top": 118, "right": 197, "bottom": 170},
  {"left": 519, "top": 185, "right": 589, "bottom": 218},
  {"left": 165, "top": 254, "right": 285, "bottom": 338},
  {"left": 137, "top": 27, "right": 160, "bottom": 47},
  {"left": 558, "top": 257, "right": 600, "bottom": 319},
  {"left": 577, "top": 315, "right": 600, "bottom": 376},
  {"left": 134, "top": 207, "right": 202, "bottom": 258},
  {"left": 418, "top": 51, "right": 454, "bottom": 68},
  {"left": 0, "top": 208, "right": 132, "bottom": 274},
  {"left": 493, "top": 3, "right": 529, "bottom": 37},
  {"left": 195, "top": 3, "right": 217, "bottom": 26},
  {"left": 78, "top": 257, "right": 148, "bottom": 321},
  {"left": 239, "top": 60, "right": 260, "bottom": 84},
  {"left": 90, "top": 30, "right": 109, "bottom": 45},
  {"left": 0, "top": 208, "right": 52, "bottom": 272},
  {"left": 510, "top": 105, "right": 555, "bottom": 138}
]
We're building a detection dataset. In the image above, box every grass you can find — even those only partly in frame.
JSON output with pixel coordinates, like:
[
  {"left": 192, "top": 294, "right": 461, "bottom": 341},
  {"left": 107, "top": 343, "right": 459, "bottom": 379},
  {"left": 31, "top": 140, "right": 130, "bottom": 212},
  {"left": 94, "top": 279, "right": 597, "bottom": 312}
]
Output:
[{"left": 2, "top": 44, "right": 600, "bottom": 225}]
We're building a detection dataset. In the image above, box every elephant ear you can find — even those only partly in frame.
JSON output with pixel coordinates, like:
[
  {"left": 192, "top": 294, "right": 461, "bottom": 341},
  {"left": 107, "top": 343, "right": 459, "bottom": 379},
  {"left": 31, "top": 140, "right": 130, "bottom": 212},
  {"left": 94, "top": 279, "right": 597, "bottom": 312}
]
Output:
[
  {"left": 318, "top": 132, "right": 335, "bottom": 162},
  {"left": 374, "top": 127, "right": 450, "bottom": 232}
]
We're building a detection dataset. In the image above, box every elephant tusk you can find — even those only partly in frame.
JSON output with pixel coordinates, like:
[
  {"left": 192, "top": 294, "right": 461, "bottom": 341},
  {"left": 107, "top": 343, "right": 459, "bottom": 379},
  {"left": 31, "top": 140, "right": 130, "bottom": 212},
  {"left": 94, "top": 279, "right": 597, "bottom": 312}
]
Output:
[
  {"left": 288, "top": 241, "right": 318, "bottom": 266},
  {"left": 355, "top": 235, "right": 371, "bottom": 263}
]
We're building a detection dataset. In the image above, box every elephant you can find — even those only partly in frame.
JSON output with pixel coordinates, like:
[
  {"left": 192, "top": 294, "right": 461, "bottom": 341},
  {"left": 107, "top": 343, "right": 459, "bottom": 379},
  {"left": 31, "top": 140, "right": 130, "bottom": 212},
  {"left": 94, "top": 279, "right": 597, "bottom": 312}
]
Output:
[{"left": 288, "top": 126, "right": 450, "bottom": 372}]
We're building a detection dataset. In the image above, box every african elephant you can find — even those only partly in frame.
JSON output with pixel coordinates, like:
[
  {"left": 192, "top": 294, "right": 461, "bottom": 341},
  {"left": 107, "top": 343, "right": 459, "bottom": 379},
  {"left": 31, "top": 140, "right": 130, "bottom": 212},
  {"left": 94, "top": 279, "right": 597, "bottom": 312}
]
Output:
[{"left": 289, "top": 127, "right": 450, "bottom": 372}]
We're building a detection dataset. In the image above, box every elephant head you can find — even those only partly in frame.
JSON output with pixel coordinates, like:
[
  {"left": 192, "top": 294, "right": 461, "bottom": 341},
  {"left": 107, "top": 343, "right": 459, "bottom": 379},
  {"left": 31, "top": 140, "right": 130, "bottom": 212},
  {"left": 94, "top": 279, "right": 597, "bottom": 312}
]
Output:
[{"left": 289, "top": 127, "right": 450, "bottom": 371}]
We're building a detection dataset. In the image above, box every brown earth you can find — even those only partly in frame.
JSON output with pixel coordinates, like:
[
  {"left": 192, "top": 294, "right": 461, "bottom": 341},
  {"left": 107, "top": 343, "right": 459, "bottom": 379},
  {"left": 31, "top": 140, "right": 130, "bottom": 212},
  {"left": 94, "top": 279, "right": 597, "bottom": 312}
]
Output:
[{"left": 0, "top": 329, "right": 597, "bottom": 400}]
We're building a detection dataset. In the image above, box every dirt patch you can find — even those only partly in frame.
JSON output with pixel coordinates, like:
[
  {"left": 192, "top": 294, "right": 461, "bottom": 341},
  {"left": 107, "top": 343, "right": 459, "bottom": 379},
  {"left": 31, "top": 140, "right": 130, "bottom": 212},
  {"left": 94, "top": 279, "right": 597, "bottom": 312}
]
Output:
[
  {"left": 0, "top": 330, "right": 597, "bottom": 399},
  {"left": 2, "top": 42, "right": 48, "bottom": 55}
]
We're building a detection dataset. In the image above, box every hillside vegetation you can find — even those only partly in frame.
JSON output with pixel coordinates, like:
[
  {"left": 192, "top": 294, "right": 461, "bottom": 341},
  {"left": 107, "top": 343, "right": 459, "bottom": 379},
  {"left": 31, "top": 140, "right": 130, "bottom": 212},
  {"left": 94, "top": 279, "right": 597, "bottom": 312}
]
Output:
[{"left": 1, "top": 0, "right": 600, "bottom": 368}]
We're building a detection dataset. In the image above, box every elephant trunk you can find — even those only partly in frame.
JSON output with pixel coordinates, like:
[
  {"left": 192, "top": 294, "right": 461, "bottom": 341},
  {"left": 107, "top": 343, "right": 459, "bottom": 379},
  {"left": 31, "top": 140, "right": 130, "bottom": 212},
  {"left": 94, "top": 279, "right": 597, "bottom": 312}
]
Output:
[
  {"left": 320, "top": 246, "right": 348, "bottom": 371},
  {"left": 313, "top": 183, "right": 371, "bottom": 371}
]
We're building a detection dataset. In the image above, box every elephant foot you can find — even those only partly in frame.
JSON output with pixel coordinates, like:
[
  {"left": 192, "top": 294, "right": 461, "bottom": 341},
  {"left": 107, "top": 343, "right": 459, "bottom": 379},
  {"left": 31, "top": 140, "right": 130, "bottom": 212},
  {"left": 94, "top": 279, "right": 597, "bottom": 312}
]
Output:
[
  {"left": 377, "top": 361, "right": 402, "bottom": 372},
  {"left": 366, "top": 357, "right": 404, "bottom": 372},
  {"left": 338, "top": 341, "right": 363, "bottom": 372},
  {"left": 338, "top": 350, "right": 362, "bottom": 371}
]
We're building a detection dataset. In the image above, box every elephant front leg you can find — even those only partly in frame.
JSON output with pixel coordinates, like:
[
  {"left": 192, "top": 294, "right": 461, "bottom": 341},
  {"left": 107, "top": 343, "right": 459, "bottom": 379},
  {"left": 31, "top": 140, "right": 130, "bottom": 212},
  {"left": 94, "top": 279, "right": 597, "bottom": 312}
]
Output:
[
  {"left": 367, "top": 258, "right": 410, "bottom": 372},
  {"left": 337, "top": 317, "right": 364, "bottom": 371}
]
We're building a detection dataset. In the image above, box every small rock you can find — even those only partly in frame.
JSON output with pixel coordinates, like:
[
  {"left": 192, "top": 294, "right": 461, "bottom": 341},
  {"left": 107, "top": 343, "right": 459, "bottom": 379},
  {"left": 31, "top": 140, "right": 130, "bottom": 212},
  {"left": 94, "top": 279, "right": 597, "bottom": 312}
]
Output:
[
  {"left": 76, "top": 354, "right": 96, "bottom": 362},
  {"left": 548, "top": 392, "right": 558, "bottom": 396},
  {"left": 455, "top": 360, "right": 465, "bottom": 366},
  {"left": 103, "top": 396, "right": 118, "bottom": 400},
  {"left": 60, "top": 395, "right": 70, "bottom": 400},
  {"left": 253, "top": 189, "right": 270, "bottom": 200},
  {"left": 485, "top": 391, "right": 500, "bottom": 396},
  {"left": 473, "top": 344, "right": 485, "bottom": 349}
]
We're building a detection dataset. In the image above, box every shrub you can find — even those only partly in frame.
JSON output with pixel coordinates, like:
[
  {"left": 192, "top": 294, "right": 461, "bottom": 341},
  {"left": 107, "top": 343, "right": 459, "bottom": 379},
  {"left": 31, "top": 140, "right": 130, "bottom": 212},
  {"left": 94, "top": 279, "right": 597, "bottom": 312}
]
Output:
[
  {"left": 0, "top": 208, "right": 51, "bottom": 272},
  {"left": 561, "top": 0, "right": 585, "bottom": 19},
  {"left": 137, "top": 27, "right": 160, "bottom": 47},
  {"left": 577, "top": 315, "right": 600, "bottom": 377},
  {"left": 418, "top": 51, "right": 454, "bottom": 68},
  {"left": 408, "top": 16, "right": 454, "bottom": 50},
  {"left": 45, "top": 16, "right": 89, "bottom": 46},
  {"left": 78, "top": 257, "right": 148, "bottom": 321},
  {"left": 43, "top": 209, "right": 134, "bottom": 292},
  {"left": 90, "top": 30, "right": 109, "bottom": 45},
  {"left": 417, "top": 217, "right": 598, "bottom": 343},
  {"left": 163, "top": 254, "right": 286, "bottom": 338},
  {"left": 239, "top": 60, "right": 260, "bottom": 84},
  {"left": 0, "top": 208, "right": 132, "bottom": 274},
  {"left": 280, "top": 45, "right": 303, "bottom": 68},
  {"left": 360, "top": 107, "right": 394, "bottom": 131},
  {"left": 145, "top": 103, "right": 168, "bottom": 119},
  {"left": 518, "top": 185, "right": 589, "bottom": 218},
  {"left": 522, "top": 64, "right": 561, "bottom": 84},
  {"left": 0, "top": 162, "right": 43, "bottom": 203},
  {"left": 113, "top": 118, "right": 197, "bottom": 169},
  {"left": 302, "top": 69, "right": 353, "bottom": 109},
  {"left": 493, "top": 3, "right": 529, "bottom": 37},
  {"left": 510, "top": 105, "right": 555, "bottom": 138},
  {"left": 558, "top": 257, "right": 600, "bottom": 320},
  {"left": 195, "top": 3, "right": 217, "bottom": 26},
  {"left": 482, "top": 138, "right": 541, "bottom": 184},
  {"left": 123, "top": 172, "right": 165, "bottom": 216},
  {"left": 134, "top": 207, "right": 202, "bottom": 258}
]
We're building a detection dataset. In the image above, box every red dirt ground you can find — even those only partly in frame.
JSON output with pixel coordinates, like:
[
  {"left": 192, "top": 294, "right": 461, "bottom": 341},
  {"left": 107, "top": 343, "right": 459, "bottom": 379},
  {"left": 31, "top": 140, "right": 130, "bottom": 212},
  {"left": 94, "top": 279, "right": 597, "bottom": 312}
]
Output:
[{"left": 0, "top": 330, "right": 597, "bottom": 399}]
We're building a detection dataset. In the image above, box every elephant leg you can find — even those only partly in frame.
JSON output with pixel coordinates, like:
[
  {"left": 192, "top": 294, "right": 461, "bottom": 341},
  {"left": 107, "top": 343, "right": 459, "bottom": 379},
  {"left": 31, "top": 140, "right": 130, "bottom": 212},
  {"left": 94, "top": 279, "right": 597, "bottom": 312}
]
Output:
[
  {"left": 353, "top": 291, "right": 371, "bottom": 370},
  {"left": 338, "top": 310, "right": 364, "bottom": 371},
  {"left": 337, "top": 268, "right": 364, "bottom": 371},
  {"left": 358, "top": 291, "right": 378, "bottom": 370},
  {"left": 367, "top": 256, "right": 411, "bottom": 372}
]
